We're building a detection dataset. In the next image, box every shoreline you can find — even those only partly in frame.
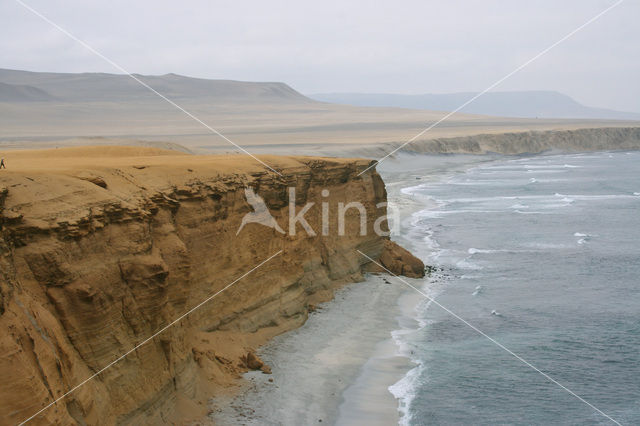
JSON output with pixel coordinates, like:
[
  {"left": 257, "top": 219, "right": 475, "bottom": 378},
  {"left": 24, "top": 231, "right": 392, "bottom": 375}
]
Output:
[
  {"left": 336, "top": 288, "right": 427, "bottom": 425},
  {"left": 209, "top": 274, "right": 415, "bottom": 425},
  {"left": 210, "top": 153, "right": 489, "bottom": 425}
]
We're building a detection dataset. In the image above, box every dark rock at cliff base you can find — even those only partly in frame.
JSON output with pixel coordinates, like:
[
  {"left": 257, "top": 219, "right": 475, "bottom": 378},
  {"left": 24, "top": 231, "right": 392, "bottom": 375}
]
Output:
[
  {"left": 376, "top": 240, "right": 426, "bottom": 278},
  {"left": 243, "top": 350, "right": 272, "bottom": 374}
]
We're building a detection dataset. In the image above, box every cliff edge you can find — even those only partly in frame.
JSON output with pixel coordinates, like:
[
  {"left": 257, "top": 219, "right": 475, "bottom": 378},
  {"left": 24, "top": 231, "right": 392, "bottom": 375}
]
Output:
[{"left": 0, "top": 147, "right": 423, "bottom": 425}]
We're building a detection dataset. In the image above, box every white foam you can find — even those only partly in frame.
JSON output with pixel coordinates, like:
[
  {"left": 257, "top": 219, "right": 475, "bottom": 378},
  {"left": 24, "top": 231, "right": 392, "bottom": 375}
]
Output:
[
  {"left": 461, "top": 274, "right": 481, "bottom": 280},
  {"left": 389, "top": 364, "right": 423, "bottom": 426},
  {"left": 414, "top": 209, "right": 501, "bottom": 219},
  {"left": 391, "top": 329, "right": 419, "bottom": 355},
  {"left": 449, "top": 180, "right": 510, "bottom": 186},
  {"left": 472, "top": 285, "right": 484, "bottom": 296},
  {"left": 400, "top": 184, "right": 425, "bottom": 196},
  {"left": 529, "top": 178, "right": 538, "bottom": 183},
  {"left": 468, "top": 247, "right": 528, "bottom": 255},
  {"left": 388, "top": 272, "right": 441, "bottom": 425},
  {"left": 482, "top": 165, "right": 525, "bottom": 170},
  {"left": 443, "top": 195, "right": 549, "bottom": 203},
  {"left": 574, "top": 232, "right": 596, "bottom": 244},
  {"left": 567, "top": 194, "right": 637, "bottom": 201},
  {"left": 514, "top": 210, "right": 552, "bottom": 215},
  {"left": 510, "top": 203, "right": 529, "bottom": 209},
  {"left": 468, "top": 248, "right": 510, "bottom": 254},
  {"left": 468, "top": 248, "right": 489, "bottom": 254},
  {"left": 634, "top": 192, "right": 640, "bottom": 196},
  {"left": 526, "top": 169, "right": 568, "bottom": 174},
  {"left": 522, "top": 242, "right": 569, "bottom": 249},
  {"left": 524, "top": 164, "right": 573, "bottom": 169},
  {"left": 456, "top": 259, "right": 484, "bottom": 270}
]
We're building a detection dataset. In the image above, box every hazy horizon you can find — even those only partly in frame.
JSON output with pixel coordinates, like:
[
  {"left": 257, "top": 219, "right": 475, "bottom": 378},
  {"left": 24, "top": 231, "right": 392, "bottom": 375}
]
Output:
[{"left": 2, "top": 0, "right": 639, "bottom": 113}]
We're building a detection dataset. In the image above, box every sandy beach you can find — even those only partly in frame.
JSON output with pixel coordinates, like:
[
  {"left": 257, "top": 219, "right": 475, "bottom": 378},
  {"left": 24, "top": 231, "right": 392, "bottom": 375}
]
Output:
[{"left": 210, "top": 274, "right": 421, "bottom": 425}]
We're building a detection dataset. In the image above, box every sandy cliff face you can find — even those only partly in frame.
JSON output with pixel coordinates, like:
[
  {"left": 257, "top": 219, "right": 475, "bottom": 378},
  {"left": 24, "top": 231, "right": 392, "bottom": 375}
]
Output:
[
  {"left": 0, "top": 148, "right": 422, "bottom": 425},
  {"left": 403, "top": 127, "right": 640, "bottom": 154}
]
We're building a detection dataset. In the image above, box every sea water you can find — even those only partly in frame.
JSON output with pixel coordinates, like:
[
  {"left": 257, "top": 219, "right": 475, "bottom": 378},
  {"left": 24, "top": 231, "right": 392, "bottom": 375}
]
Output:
[{"left": 390, "top": 151, "right": 640, "bottom": 425}]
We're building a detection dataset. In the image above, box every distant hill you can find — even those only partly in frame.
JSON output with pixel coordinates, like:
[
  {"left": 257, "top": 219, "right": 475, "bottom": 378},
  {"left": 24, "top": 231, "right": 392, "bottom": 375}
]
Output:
[
  {"left": 5, "top": 69, "right": 636, "bottom": 121},
  {"left": 0, "top": 68, "right": 311, "bottom": 103},
  {"left": 0, "top": 81, "right": 55, "bottom": 102},
  {"left": 310, "top": 91, "right": 640, "bottom": 121}
]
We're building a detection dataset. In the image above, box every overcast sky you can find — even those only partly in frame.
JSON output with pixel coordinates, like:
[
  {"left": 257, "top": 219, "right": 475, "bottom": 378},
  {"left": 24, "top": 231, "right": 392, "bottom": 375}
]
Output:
[{"left": 2, "top": 0, "right": 638, "bottom": 112}]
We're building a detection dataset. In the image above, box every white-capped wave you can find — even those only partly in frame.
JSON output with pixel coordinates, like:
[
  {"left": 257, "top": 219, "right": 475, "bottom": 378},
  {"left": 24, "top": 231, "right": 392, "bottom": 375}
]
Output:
[
  {"left": 574, "top": 232, "right": 595, "bottom": 244},
  {"left": 468, "top": 247, "right": 529, "bottom": 255},
  {"left": 461, "top": 274, "right": 481, "bottom": 280},
  {"left": 468, "top": 248, "right": 491, "bottom": 254},
  {"left": 514, "top": 210, "right": 552, "bottom": 215},
  {"left": 634, "top": 192, "right": 640, "bottom": 196},
  {"left": 468, "top": 248, "right": 513, "bottom": 254},
  {"left": 449, "top": 180, "right": 512, "bottom": 186},
  {"left": 522, "top": 242, "right": 569, "bottom": 249},
  {"left": 567, "top": 194, "right": 637, "bottom": 201},
  {"left": 400, "top": 184, "right": 426, "bottom": 195},
  {"left": 526, "top": 169, "right": 568, "bottom": 174},
  {"left": 443, "top": 195, "right": 553, "bottom": 203},
  {"left": 388, "top": 275, "right": 441, "bottom": 426},
  {"left": 523, "top": 164, "right": 574, "bottom": 169},
  {"left": 414, "top": 209, "right": 502, "bottom": 219},
  {"left": 456, "top": 259, "right": 484, "bottom": 270},
  {"left": 510, "top": 203, "right": 529, "bottom": 209},
  {"left": 472, "top": 285, "right": 484, "bottom": 296},
  {"left": 481, "top": 165, "right": 526, "bottom": 170},
  {"left": 389, "top": 364, "right": 423, "bottom": 426}
]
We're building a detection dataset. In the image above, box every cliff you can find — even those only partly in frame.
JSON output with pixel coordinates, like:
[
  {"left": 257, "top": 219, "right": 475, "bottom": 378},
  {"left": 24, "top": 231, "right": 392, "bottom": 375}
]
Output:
[
  {"left": 0, "top": 147, "right": 422, "bottom": 425},
  {"left": 401, "top": 127, "right": 640, "bottom": 155}
]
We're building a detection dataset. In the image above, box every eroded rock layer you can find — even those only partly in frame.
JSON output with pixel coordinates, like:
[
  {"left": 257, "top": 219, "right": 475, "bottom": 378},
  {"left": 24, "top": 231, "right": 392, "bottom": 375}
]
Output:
[{"left": 0, "top": 149, "right": 420, "bottom": 425}]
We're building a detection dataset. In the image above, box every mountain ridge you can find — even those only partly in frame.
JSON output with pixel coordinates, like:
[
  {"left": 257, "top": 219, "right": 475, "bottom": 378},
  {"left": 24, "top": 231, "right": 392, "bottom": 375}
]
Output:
[{"left": 0, "top": 68, "right": 311, "bottom": 103}]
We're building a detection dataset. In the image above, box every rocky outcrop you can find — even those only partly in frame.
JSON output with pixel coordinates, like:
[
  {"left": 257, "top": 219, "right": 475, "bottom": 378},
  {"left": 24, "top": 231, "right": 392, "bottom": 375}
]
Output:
[
  {"left": 0, "top": 152, "right": 419, "bottom": 425},
  {"left": 241, "top": 351, "right": 270, "bottom": 374},
  {"left": 376, "top": 240, "right": 425, "bottom": 278}
]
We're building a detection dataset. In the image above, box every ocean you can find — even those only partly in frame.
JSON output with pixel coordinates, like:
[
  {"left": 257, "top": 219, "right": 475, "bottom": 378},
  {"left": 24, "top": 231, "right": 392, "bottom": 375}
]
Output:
[{"left": 388, "top": 151, "right": 640, "bottom": 425}]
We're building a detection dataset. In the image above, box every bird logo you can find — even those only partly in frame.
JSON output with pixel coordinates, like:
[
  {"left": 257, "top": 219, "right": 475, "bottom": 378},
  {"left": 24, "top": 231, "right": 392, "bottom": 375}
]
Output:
[{"left": 236, "top": 188, "right": 285, "bottom": 235}]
